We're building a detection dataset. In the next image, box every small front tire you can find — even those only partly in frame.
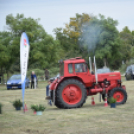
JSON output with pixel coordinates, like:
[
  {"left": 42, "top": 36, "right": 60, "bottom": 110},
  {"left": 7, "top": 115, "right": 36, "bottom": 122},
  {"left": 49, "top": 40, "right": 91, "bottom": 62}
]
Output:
[{"left": 109, "top": 87, "right": 127, "bottom": 105}]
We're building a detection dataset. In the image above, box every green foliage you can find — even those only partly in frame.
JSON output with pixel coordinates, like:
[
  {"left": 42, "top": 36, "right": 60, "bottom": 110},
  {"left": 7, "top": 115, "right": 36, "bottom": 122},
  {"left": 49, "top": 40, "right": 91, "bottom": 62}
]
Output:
[
  {"left": 27, "top": 67, "right": 59, "bottom": 80},
  {"left": 119, "top": 26, "right": 134, "bottom": 63},
  {"left": 79, "top": 14, "right": 122, "bottom": 69},
  {"left": 27, "top": 69, "right": 44, "bottom": 77},
  {"left": 53, "top": 13, "right": 91, "bottom": 59},
  {"left": 0, "top": 103, "right": 3, "bottom": 114},
  {"left": 13, "top": 99, "right": 22, "bottom": 108},
  {"left": 0, "top": 31, "right": 17, "bottom": 81},
  {"left": 31, "top": 104, "right": 45, "bottom": 112},
  {"left": 54, "top": 13, "right": 124, "bottom": 70},
  {"left": 49, "top": 67, "right": 59, "bottom": 77},
  {"left": 5, "top": 13, "right": 62, "bottom": 70},
  {"left": 1, "top": 13, "right": 134, "bottom": 74},
  {"left": 108, "top": 97, "right": 116, "bottom": 104}
]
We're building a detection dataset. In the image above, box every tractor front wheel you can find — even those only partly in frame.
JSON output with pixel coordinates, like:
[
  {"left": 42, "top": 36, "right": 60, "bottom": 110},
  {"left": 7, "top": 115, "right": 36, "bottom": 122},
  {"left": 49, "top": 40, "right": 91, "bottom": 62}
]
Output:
[
  {"left": 56, "top": 79, "right": 87, "bottom": 109},
  {"left": 109, "top": 87, "right": 127, "bottom": 105}
]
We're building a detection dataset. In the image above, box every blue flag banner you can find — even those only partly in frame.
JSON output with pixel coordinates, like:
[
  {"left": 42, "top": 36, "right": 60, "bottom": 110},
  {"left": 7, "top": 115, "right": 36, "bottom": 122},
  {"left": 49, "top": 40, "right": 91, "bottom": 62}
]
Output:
[{"left": 20, "top": 32, "right": 30, "bottom": 112}]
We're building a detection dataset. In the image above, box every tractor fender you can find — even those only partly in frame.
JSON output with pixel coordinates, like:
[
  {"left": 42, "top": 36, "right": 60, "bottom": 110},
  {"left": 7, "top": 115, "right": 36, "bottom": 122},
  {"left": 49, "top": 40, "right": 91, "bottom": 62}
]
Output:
[
  {"left": 50, "top": 76, "right": 85, "bottom": 91},
  {"left": 49, "top": 78, "right": 61, "bottom": 90}
]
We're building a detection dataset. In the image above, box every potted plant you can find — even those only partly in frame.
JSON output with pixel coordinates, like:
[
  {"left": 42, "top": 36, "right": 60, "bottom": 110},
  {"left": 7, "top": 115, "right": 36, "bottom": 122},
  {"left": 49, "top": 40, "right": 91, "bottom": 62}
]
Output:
[
  {"left": 108, "top": 97, "right": 117, "bottom": 108},
  {"left": 13, "top": 99, "right": 23, "bottom": 110},
  {"left": 31, "top": 104, "right": 45, "bottom": 115},
  {"left": 0, "top": 103, "right": 3, "bottom": 114}
]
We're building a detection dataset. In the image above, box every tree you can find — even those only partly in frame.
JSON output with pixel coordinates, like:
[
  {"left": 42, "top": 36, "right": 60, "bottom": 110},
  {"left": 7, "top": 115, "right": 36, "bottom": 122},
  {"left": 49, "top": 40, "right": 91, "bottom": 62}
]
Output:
[
  {"left": 6, "top": 14, "right": 61, "bottom": 70},
  {"left": 0, "top": 31, "right": 16, "bottom": 81},
  {"left": 120, "top": 26, "right": 134, "bottom": 64},
  {"left": 53, "top": 13, "right": 91, "bottom": 59},
  {"left": 54, "top": 13, "right": 123, "bottom": 69},
  {"left": 53, "top": 27, "right": 81, "bottom": 59},
  {"left": 79, "top": 14, "right": 122, "bottom": 69}
]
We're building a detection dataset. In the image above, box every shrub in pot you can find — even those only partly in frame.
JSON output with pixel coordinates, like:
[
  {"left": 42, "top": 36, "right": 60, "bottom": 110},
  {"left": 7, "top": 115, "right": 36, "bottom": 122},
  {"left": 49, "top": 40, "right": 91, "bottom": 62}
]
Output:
[
  {"left": 108, "top": 97, "right": 116, "bottom": 108},
  {"left": 0, "top": 103, "right": 3, "bottom": 114},
  {"left": 13, "top": 99, "right": 23, "bottom": 110},
  {"left": 31, "top": 104, "right": 45, "bottom": 115}
]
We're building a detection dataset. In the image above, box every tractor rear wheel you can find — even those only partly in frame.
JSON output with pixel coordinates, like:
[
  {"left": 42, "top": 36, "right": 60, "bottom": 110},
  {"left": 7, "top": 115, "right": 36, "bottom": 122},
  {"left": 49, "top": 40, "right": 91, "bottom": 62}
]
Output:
[
  {"left": 56, "top": 79, "right": 87, "bottom": 109},
  {"left": 55, "top": 100, "right": 63, "bottom": 108},
  {"left": 109, "top": 87, "right": 127, "bottom": 105}
]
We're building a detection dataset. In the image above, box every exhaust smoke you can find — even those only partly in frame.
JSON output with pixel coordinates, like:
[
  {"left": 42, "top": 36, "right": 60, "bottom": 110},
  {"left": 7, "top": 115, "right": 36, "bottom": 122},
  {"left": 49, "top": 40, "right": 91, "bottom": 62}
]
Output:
[
  {"left": 79, "top": 16, "right": 103, "bottom": 84},
  {"left": 79, "top": 19, "right": 103, "bottom": 55}
]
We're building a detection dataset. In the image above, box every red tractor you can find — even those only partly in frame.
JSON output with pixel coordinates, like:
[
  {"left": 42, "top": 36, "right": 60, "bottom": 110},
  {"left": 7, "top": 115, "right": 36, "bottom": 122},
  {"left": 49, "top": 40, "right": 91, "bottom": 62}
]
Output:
[{"left": 49, "top": 57, "right": 127, "bottom": 109}]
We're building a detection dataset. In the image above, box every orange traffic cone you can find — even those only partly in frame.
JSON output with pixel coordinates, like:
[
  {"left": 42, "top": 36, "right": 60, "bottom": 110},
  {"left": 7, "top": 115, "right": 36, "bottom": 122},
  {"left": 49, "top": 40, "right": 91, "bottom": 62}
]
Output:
[
  {"left": 24, "top": 103, "right": 28, "bottom": 112},
  {"left": 104, "top": 97, "right": 108, "bottom": 107},
  {"left": 91, "top": 97, "right": 95, "bottom": 105}
]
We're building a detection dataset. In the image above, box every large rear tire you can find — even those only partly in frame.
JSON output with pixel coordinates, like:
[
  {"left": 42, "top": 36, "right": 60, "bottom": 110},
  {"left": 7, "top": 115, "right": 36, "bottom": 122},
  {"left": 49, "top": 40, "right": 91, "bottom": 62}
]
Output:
[
  {"left": 108, "top": 87, "right": 127, "bottom": 105},
  {"left": 56, "top": 79, "right": 87, "bottom": 109},
  {"left": 55, "top": 100, "right": 63, "bottom": 108}
]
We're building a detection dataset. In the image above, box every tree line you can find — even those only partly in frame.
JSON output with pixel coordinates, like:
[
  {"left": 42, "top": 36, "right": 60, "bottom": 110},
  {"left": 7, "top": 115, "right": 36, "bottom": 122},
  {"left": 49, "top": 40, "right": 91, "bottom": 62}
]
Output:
[{"left": 0, "top": 13, "right": 134, "bottom": 80}]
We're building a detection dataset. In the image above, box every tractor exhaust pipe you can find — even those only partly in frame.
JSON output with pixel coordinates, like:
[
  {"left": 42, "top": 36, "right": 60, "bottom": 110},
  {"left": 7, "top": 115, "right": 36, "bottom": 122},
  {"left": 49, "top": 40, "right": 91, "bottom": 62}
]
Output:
[
  {"left": 94, "top": 56, "right": 98, "bottom": 84},
  {"left": 89, "top": 57, "right": 92, "bottom": 73}
]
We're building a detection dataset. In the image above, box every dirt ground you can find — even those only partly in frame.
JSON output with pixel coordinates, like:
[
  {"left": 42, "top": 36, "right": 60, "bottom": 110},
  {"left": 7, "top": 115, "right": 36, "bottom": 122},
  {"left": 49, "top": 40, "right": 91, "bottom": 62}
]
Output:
[{"left": 0, "top": 80, "right": 134, "bottom": 134}]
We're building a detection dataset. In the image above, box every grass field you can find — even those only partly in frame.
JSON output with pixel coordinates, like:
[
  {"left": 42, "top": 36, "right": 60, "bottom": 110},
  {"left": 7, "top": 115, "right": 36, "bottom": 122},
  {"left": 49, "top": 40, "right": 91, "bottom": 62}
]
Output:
[{"left": 0, "top": 80, "right": 134, "bottom": 134}]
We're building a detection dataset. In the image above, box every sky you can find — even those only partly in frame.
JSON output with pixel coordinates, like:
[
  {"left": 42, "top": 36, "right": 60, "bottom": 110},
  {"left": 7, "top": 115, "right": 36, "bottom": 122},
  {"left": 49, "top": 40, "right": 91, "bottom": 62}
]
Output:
[{"left": 0, "top": 0, "right": 134, "bottom": 37}]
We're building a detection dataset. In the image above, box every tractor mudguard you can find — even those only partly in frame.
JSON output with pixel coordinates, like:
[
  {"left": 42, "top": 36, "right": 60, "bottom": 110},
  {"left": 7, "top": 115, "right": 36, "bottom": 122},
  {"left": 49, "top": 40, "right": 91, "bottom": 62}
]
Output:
[{"left": 50, "top": 77, "right": 64, "bottom": 91}]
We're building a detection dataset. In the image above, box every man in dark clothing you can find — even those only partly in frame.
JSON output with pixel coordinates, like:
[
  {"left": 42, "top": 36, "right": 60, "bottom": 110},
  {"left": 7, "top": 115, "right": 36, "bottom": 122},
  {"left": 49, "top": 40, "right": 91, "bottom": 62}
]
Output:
[
  {"left": 31, "top": 71, "right": 37, "bottom": 89},
  {"left": 46, "top": 80, "right": 52, "bottom": 106},
  {"left": 45, "top": 69, "right": 49, "bottom": 80}
]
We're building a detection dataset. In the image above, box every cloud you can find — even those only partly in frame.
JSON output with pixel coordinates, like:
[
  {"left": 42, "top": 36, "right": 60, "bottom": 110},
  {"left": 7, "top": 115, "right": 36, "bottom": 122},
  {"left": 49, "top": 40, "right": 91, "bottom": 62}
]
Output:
[{"left": 0, "top": 0, "right": 134, "bottom": 36}]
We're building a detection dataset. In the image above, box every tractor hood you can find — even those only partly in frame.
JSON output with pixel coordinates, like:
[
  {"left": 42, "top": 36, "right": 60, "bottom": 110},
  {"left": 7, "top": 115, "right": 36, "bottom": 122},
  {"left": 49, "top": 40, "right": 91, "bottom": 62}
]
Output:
[{"left": 94, "top": 72, "right": 121, "bottom": 82}]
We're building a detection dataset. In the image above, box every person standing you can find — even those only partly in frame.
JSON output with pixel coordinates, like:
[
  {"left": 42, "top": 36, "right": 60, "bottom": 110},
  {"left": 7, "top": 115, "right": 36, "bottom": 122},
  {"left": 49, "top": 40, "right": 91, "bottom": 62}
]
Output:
[
  {"left": 31, "top": 71, "right": 37, "bottom": 89},
  {"left": 45, "top": 69, "right": 49, "bottom": 80},
  {"left": 46, "top": 80, "right": 52, "bottom": 106}
]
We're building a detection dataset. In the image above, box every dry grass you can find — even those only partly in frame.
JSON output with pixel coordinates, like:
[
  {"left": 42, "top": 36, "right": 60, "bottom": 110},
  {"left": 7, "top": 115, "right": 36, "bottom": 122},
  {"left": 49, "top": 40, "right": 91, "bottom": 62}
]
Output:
[{"left": 0, "top": 80, "right": 134, "bottom": 134}]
